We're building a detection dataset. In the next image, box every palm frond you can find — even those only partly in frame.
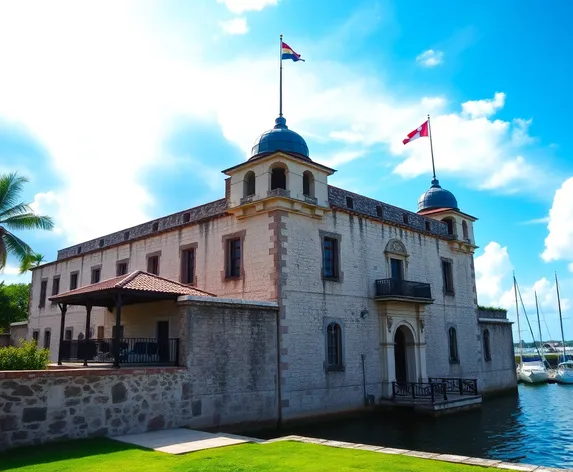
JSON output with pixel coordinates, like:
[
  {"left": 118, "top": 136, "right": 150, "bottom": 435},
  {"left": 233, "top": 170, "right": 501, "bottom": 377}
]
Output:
[
  {"left": 1, "top": 213, "right": 54, "bottom": 231},
  {"left": 2, "top": 230, "right": 32, "bottom": 262},
  {"left": 0, "top": 237, "right": 6, "bottom": 270},
  {"left": 0, "top": 173, "right": 29, "bottom": 215},
  {"left": 19, "top": 251, "right": 44, "bottom": 274},
  {"left": 0, "top": 202, "right": 31, "bottom": 220}
]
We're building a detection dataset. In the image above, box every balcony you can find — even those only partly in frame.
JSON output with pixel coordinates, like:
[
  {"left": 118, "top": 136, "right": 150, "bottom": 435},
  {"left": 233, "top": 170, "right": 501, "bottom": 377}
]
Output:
[
  {"left": 267, "top": 188, "right": 290, "bottom": 198},
  {"left": 374, "top": 278, "right": 433, "bottom": 303}
]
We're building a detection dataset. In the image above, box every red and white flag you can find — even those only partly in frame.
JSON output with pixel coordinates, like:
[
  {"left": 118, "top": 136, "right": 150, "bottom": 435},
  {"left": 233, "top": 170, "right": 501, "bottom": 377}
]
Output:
[{"left": 403, "top": 120, "right": 429, "bottom": 145}]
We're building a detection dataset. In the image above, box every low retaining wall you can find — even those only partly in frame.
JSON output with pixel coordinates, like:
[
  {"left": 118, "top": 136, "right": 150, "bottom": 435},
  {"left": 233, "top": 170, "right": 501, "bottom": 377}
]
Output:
[{"left": 0, "top": 367, "right": 194, "bottom": 451}]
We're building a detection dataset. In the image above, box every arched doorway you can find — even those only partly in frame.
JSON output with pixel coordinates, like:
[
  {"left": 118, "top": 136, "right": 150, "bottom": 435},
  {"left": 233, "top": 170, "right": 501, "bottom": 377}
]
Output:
[{"left": 394, "top": 325, "right": 415, "bottom": 383}]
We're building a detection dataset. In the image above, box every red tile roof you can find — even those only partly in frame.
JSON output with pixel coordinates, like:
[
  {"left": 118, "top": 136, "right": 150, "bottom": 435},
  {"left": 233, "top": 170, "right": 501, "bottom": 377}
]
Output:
[{"left": 49, "top": 270, "right": 215, "bottom": 302}]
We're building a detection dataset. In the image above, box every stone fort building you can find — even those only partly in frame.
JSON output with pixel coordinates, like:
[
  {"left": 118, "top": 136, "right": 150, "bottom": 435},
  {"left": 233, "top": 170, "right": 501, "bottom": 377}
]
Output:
[{"left": 24, "top": 113, "right": 516, "bottom": 427}]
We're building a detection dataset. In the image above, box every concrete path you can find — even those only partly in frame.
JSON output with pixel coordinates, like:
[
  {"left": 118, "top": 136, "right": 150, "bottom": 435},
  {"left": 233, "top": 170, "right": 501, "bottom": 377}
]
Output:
[{"left": 113, "top": 428, "right": 260, "bottom": 454}]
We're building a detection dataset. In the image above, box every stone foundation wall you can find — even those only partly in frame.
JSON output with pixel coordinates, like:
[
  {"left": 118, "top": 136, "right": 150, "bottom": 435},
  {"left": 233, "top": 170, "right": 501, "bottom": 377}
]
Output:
[{"left": 0, "top": 367, "right": 194, "bottom": 451}]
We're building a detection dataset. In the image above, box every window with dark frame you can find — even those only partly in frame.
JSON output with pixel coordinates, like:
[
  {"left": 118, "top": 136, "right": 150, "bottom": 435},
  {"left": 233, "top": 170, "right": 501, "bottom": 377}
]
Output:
[
  {"left": 425, "top": 221, "right": 431, "bottom": 231},
  {"left": 327, "top": 322, "right": 343, "bottom": 370},
  {"left": 303, "top": 171, "right": 314, "bottom": 197},
  {"left": 43, "top": 330, "right": 51, "bottom": 349},
  {"left": 91, "top": 267, "right": 101, "bottom": 284},
  {"left": 147, "top": 255, "right": 160, "bottom": 275},
  {"left": 403, "top": 213, "right": 409, "bottom": 224},
  {"left": 97, "top": 326, "right": 104, "bottom": 339},
  {"left": 448, "top": 327, "right": 459, "bottom": 363},
  {"left": 116, "top": 261, "right": 128, "bottom": 276},
  {"left": 442, "top": 259, "right": 454, "bottom": 294},
  {"left": 64, "top": 328, "right": 72, "bottom": 341},
  {"left": 152, "top": 222, "right": 159, "bottom": 232},
  {"left": 376, "top": 206, "right": 383, "bottom": 218},
  {"left": 483, "top": 329, "right": 492, "bottom": 362},
  {"left": 69, "top": 272, "right": 79, "bottom": 290},
  {"left": 243, "top": 171, "right": 256, "bottom": 197},
  {"left": 226, "top": 238, "right": 241, "bottom": 278},
  {"left": 39, "top": 280, "right": 47, "bottom": 308},
  {"left": 346, "top": 196, "right": 354, "bottom": 209},
  {"left": 270, "top": 167, "right": 287, "bottom": 190},
  {"left": 183, "top": 212, "right": 191, "bottom": 223},
  {"left": 32, "top": 330, "right": 39, "bottom": 343},
  {"left": 51, "top": 276, "right": 60, "bottom": 296},
  {"left": 442, "top": 217, "right": 455, "bottom": 235},
  {"left": 322, "top": 237, "right": 339, "bottom": 279},
  {"left": 181, "top": 248, "right": 196, "bottom": 284}
]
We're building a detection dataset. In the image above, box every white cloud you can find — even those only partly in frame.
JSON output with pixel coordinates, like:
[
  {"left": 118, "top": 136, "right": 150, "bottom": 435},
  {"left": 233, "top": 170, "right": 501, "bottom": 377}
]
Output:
[
  {"left": 462, "top": 92, "right": 506, "bottom": 119},
  {"left": 217, "top": 0, "right": 278, "bottom": 14},
  {"left": 219, "top": 17, "right": 248, "bottom": 35},
  {"left": 416, "top": 49, "right": 444, "bottom": 67},
  {"left": 0, "top": 3, "right": 555, "bottom": 247},
  {"left": 521, "top": 216, "right": 550, "bottom": 225},
  {"left": 542, "top": 177, "right": 573, "bottom": 264},
  {"left": 569, "top": 263, "right": 573, "bottom": 273},
  {"left": 475, "top": 241, "right": 513, "bottom": 302},
  {"left": 316, "top": 150, "right": 365, "bottom": 168},
  {"left": 0, "top": 265, "right": 31, "bottom": 285}
]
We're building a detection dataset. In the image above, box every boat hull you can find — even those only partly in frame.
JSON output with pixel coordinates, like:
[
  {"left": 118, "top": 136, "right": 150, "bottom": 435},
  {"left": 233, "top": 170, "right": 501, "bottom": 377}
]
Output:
[{"left": 519, "top": 370, "right": 549, "bottom": 384}]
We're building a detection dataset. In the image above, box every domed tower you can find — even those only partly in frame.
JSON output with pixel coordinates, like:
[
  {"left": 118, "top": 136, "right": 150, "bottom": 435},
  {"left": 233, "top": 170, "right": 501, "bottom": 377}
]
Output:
[
  {"left": 222, "top": 115, "right": 335, "bottom": 219},
  {"left": 417, "top": 177, "right": 477, "bottom": 251}
]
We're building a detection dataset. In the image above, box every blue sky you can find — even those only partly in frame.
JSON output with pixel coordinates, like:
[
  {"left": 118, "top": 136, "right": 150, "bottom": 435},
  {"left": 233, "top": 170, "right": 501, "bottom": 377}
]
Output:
[{"left": 1, "top": 0, "right": 572, "bottom": 341}]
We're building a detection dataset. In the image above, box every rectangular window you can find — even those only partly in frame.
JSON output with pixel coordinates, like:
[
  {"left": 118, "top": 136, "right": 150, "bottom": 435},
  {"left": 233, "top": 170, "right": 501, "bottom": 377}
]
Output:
[
  {"left": 97, "top": 326, "right": 104, "bottom": 339},
  {"left": 390, "top": 258, "right": 403, "bottom": 280},
  {"left": 91, "top": 267, "right": 101, "bottom": 284},
  {"left": 32, "top": 330, "right": 39, "bottom": 343},
  {"left": 116, "top": 261, "right": 128, "bottom": 276},
  {"left": 39, "top": 280, "right": 47, "bottom": 308},
  {"left": 147, "top": 255, "right": 160, "bottom": 275},
  {"left": 226, "top": 238, "right": 241, "bottom": 278},
  {"left": 346, "top": 196, "right": 354, "bottom": 209},
  {"left": 326, "top": 322, "right": 344, "bottom": 371},
  {"left": 69, "top": 271, "right": 79, "bottom": 290},
  {"left": 442, "top": 259, "right": 454, "bottom": 295},
  {"left": 43, "top": 330, "right": 51, "bottom": 349},
  {"left": 64, "top": 328, "right": 72, "bottom": 340},
  {"left": 51, "top": 276, "right": 60, "bottom": 297},
  {"left": 322, "top": 237, "right": 339, "bottom": 279},
  {"left": 181, "top": 248, "right": 196, "bottom": 284}
]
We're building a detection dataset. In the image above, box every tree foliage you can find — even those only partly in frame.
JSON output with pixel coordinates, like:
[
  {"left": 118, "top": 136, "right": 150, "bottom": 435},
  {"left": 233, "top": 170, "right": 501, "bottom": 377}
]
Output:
[{"left": 0, "top": 282, "right": 30, "bottom": 331}]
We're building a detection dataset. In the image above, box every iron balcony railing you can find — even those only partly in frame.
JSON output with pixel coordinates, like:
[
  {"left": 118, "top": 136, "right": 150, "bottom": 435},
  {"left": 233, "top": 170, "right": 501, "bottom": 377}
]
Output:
[
  {"left": 392, "top": 381, "right": 448, "bottom": 403},
  {"left": 267, "top": 188, "right": 290, "bottom": 198},
  {"left": 428, "top": 378, "right": 478, "bottom": 396},
  {"left": 375, "top": 278, "right": 432, "bottom": 300},
  {"left": 59, "top": 337, "right": 180, "bottom": 366}
]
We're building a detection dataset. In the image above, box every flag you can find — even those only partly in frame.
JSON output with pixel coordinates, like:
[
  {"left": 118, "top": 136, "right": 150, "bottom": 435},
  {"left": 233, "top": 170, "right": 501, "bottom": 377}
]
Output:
[
  {"left": 281, "top": 41, "right": 304, "bottom": 62},
  {"left": 403, "top": 120, "right": 429, "bottom": 145}
]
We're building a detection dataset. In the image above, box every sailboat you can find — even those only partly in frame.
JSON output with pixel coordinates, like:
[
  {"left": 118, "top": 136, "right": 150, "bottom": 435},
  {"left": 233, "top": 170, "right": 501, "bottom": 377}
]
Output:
[
  {"left": 515, "top": 275, "right": 549, "bottom": 384},
  {"left": 553, "top": 273, "right": 573, "bottom": 384}
]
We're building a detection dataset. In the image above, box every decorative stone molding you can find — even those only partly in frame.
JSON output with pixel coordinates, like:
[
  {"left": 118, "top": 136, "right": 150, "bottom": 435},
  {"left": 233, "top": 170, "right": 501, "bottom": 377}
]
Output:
[
  {"left": 384, "top": 239, "right": 408, "bottom": 257},
  {"left": 387, "top": 316, "right": 393, "bottom": 333}
]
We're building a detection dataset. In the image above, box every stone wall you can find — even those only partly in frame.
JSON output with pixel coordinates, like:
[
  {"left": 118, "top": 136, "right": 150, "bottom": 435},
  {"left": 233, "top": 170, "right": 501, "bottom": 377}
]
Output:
[
  {"left": 0, "top": 334, "right": 9, "bottom": 348},
  {"left": 9, "top": 323, "right": 28, "bottom": 346},
  {"left": 0, "top": 367, "right": 192, "bottom": 451}
]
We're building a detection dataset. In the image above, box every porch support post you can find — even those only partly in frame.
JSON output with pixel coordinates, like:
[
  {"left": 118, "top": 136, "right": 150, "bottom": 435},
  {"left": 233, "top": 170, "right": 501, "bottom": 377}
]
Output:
[
  {"left": 83, "top": 303, "right": 92, "bottom": 367},
  {"left": 57, "top": 303, "right": 68, "bottom": 366},
  {"left": 113, "top": 293, "right": 122, "bottom": 368}
]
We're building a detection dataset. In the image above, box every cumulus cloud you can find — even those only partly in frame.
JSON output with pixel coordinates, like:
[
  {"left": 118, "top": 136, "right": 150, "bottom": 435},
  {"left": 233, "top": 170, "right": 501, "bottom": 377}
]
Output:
[
  {"left": 217, "top": 0, "right": 278, "bottom": 14},
  {"left": 416, "top": 49, "right": 444, "bottom": 67},
  {"left": 219, "top": 17, "right": 248, "bottom": 35},
  {"left": 462, "top": 92, "right": 506, "bottom": 118},
  {"left": 475, "top": 241, "right": 513, "bottom": 302},
  {"left": 542, "top": 177, "right": 573, "bottom": 264}
]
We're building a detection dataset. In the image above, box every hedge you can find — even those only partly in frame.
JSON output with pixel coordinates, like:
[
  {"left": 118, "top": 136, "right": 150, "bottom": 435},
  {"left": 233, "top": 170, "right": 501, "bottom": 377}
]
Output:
[{"left": 0, "top": 340, "right": 50, "bottom": 370}]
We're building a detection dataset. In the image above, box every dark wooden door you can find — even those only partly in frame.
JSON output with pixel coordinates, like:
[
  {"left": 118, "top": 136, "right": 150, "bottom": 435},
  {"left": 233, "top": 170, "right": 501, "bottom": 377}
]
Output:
[
  {"left": 394, "top": 328, "right": 407, "bottom": 383},
  {"left": 157, "top": 321, "right": 169, "bottom": 363}
]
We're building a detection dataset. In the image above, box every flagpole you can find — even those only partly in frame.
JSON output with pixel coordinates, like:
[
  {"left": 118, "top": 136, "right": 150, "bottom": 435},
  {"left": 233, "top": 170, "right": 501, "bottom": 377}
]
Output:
[
  {"left": 279, "top": 34, "right": 283, "bottom": 117},
  {"left": 427, "top": 114, "right": 436, "bottom": 180}
]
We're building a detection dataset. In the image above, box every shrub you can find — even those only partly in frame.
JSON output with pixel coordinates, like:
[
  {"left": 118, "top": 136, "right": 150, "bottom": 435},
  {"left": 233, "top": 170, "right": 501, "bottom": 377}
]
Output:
[{"left": 0, "top": 340, "right": 50, "bottom": 370}]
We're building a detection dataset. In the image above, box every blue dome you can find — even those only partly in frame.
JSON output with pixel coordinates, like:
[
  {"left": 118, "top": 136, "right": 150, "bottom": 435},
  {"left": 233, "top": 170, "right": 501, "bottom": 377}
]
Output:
[
  {"left": 250, "top": 116, "right": 310, "bottom": 160},
  {"left": 418, "top": 179, "right": 459, "bottom": 212}
]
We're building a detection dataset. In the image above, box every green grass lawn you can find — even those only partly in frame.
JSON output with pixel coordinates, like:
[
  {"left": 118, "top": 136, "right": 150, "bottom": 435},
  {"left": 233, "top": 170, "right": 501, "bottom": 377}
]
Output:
[{"left": 0, "top": 438, "right": 499, "bottom": 472}]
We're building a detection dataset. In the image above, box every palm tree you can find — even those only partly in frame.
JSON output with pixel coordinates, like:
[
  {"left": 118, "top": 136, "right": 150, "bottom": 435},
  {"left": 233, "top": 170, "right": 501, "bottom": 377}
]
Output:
[
  {"left": 19, "top": 252, "right": 45, "bottom": 274},
  {"left": 0, "top": 173, "right": 54, "bottom": 271}
]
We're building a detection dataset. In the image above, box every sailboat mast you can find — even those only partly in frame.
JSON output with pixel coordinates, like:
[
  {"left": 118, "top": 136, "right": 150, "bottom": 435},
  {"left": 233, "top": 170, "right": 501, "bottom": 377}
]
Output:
[
  {"left": 514, "top": 273, "right": 523, "bottom": 365},
  {"left": 555, "top": 272, "right": 566, "bottom": 362},
  {"left": 535, "top": 291, "right": 543, "bottom": 350}
]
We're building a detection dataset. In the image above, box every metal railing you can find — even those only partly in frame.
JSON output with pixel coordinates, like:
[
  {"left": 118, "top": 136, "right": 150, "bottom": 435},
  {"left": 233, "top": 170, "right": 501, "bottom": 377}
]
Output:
[
  {"left": 428, "top": 378, "right": 478, "bottom": 396},
  {"left": 392, "top": 381, "right": 448, "bottom": 403},
  {"left": 59, "top": 338, "right": 180, "bottom": 366},
  {"left": 375, "top": 279, "right": 432, "bottom": 300},
  {"left": 267, "top": 188, "right": 290, "bottom": 198},
  {"left": 304, "top": 195, "right": 318, "bottom": 205}
]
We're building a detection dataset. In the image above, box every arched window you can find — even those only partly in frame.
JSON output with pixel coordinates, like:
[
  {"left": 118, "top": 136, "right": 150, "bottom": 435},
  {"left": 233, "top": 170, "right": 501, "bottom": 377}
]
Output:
[
  {"left": 448, "top": 327, "right": 459, "bottom": 363},
  {"left": 483, "top": 329, "right": 491, "bottom": 362},
  {"left": 243, "top": 171, "right": 256, "bottom": 197},
  {"left": 326, "top": 322, "right": 343, "bottom": 370},
  {"left": 442, "top": 217, "right": 455, "bottom": 236},
  {"left": 462, "top": 220, "right": 469, "bottom": 240},
  {"left": 270, "top": 165, "right": 287, "bottom": 190},
  {"left": 303, "top": 171, "right": 314, "bottom": 197}
]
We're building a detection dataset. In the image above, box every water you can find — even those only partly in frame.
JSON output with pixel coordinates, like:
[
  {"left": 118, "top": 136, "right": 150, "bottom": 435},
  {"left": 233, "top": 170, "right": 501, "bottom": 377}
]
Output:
[{"left": 255, "top": 384, "right": 573, "bottom": 469}]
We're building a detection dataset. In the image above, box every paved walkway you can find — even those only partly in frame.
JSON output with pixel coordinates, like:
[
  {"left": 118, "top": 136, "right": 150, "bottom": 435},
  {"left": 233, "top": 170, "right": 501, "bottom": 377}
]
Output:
[{"left": 114, "top": 428, "right": 261, "bottom": 454}]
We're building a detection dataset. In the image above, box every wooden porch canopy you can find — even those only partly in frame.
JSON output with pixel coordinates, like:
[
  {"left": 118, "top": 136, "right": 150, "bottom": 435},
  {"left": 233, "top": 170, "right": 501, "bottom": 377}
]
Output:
[{"left": 49, "top": 270, "right": 215, "bottom": 367}]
